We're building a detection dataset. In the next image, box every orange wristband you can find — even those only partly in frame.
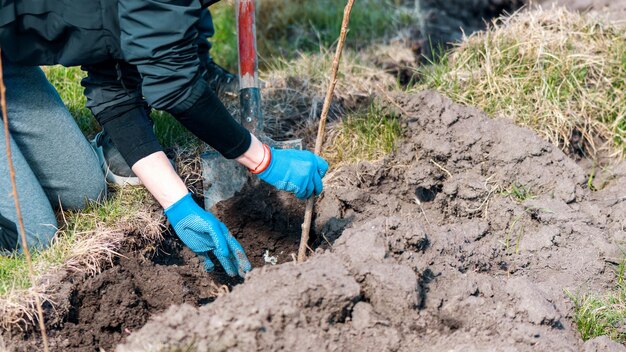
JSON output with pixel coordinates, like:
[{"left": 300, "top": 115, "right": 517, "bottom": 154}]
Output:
[{"left": 249, "top": 144, "right": 272, "bottom": 174}]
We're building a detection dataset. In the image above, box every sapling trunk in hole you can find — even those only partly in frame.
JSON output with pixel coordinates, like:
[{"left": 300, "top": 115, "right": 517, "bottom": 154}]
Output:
[{"left": 298, "top": 0, "right": 356, "bottom": 263}]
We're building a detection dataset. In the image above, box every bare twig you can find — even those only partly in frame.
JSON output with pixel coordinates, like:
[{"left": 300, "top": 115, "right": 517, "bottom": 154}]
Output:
[
  {"left": 430, "top": 159, "right": 452, "bottom": 178},
  {"left": 413, "top": 197, "right": 432, "bottom": 226},
  {"left": 298, "top": 0, "right": 356, "bottom": 263},
  {"left": 378, "top": 83, "right": 411, "bottom": 117},
  {"left": 0, "top": 50, "right": 50, "bottom": 352}
]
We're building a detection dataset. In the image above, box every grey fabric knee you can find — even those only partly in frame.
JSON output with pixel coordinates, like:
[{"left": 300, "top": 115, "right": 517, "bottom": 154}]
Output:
[
  {"left": 0, "top": 59, "right": 106, "bottom": 250},
  {"left": 0, "top": 134, "right": 58, "bottom": 251}
]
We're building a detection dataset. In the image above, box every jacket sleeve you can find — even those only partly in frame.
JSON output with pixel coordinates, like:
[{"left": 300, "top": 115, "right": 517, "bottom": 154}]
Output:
[
  {"left": 82, "top": 61, "right": 163, "bottom": 167},
  {"left": 116, "top": 0, "right": 252, "bottom": 160},
  {"left": 118, "top": 0, "right": 205, "bottom": 115}
]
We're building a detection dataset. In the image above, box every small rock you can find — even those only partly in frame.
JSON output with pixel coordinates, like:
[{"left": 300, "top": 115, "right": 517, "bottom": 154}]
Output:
[
  {"left": 351, "top": 302, "right": 377, "bottom": 330},
  {"left": 518, "top": 225, "right": 559, "bottom": 252},
  {"left": 334, "top": 218, "right": 389, "bottom": 265},
  {"left": 505, "top": 277, "right": 561, "bottom": 326},
  {"left": 360, "top": 263, "right": 418, "bottom": 321}
]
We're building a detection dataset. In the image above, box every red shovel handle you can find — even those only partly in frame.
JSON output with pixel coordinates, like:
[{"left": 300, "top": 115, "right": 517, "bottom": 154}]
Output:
[{"left": 237, "top": 0, "right": 258, "bottom": 89}]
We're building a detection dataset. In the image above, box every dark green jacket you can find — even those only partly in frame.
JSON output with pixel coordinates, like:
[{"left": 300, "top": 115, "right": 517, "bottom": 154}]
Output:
[{"left": 0, "top": 0, "right": 216, "bottom": 113}]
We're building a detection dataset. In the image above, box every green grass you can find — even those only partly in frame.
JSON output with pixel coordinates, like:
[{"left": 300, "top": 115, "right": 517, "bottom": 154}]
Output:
[
  {"left": 0, "top": 255, "right": 31, "bottom": 296},
  {"left": 324, "top": 103, "right": 403, "bottom": 165},
  {"left": 207, "top": 0, "right": 408, "bottom": 68},
  {"left": 207, "top": 1, "right": 238, "bottom": 71},
  {"left": 570, "top": 288, "right": 626, "bottom": 342},
  {"left": 502, "top": 206, "right": 553, "bottom": 255},
  {"left": 43, "top": 66, "right": 198, "bottom": 149},
  {"left": 415, "top": 9, "right": 626, "bottom": 158},
  {"left": 569, "top": 259, "right": 626, "bottom": 343},
  {"left": 504, "top": 212, "right": 525, "bottom": 255},
  {"left": 256, "top": 0, "right": 399, "bottom": 59},
  {"left": 501, "top": 182, "right": 535, "bottom": 203},
  {"left": 42, "top": 66, "right": 99, "bottom": 137}
]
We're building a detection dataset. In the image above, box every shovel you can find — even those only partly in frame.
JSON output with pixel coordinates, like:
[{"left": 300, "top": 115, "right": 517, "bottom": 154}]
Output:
[{"left": 202, "top": 0, "right": 302, "bottom": 210}]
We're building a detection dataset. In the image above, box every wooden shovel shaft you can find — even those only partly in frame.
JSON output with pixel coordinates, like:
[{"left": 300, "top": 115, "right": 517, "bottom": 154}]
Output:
[{"left": 298, "top": 0, "right": 356, "bottom": 263}]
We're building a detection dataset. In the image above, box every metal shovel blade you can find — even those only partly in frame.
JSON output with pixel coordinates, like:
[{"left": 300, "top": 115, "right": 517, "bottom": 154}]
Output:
[
  {"left": 201, "top": 151, "right": 247, "bottom": 210},
  {"left": 202, "top": 0, "right": 302, "bottom": 210}
]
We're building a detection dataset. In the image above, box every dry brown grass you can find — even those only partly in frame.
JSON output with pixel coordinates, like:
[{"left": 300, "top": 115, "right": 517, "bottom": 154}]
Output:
[
  {"left": 260, "top": 50, "right": 398, "bottom": 147},
  {"left": 174, "top": 146, "right": 206, "bottom": 197},
  {"left": 417, "top": 8, "right": 626, "bottom": 159}
]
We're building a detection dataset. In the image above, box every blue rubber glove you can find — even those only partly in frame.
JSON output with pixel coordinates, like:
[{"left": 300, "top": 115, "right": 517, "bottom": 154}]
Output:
[
  {"left": 256, "top": 147, "right": 329, "bottom": 199},
  {"left": 164, "top": 193, "right": 252, "bottom": 277}
]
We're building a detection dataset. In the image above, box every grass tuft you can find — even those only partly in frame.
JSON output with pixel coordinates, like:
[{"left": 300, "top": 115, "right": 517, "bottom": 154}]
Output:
[
  {"left": 568, "top": 280, "right": 626, "bottom": 343},
  {"left": 42, "top": 66, "right": 99, "bottom": 137},
  {"left": 501, "top": 182, "right": 535, "bottom": 203},
  {"left": 416, "top": 8, "right": 626, "bottom": 158},
  {"left": 257, "top": 50, "right": 398, "bottom": 147},
  {"left": 324, "top": 102, "right": 403, "bottom": 166}
]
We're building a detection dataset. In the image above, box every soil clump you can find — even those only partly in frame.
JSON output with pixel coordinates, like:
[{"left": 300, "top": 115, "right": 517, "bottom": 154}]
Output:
[{"left": 118, "top": 91, "right": 626, "bottom": 351}]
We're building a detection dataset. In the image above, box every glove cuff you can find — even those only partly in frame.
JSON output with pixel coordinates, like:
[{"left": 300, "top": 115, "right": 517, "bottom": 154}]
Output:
[
  {"left": 164, "top": 193, "right": 198, "bottom": 226},
  {"left": 249, "top": 144, "right": 272, "bottom": 174}
]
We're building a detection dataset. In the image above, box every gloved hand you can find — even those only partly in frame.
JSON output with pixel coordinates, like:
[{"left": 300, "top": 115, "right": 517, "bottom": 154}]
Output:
[
  {"left": 254, "top": 145, "right": 329, "bottom": 199},
  {"left": 164, "top": 193, "right": 252, "bottom": 277}
]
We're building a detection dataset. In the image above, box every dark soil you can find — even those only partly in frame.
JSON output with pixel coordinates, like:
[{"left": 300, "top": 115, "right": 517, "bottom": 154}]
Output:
[
  {"left": 4, "top": 236, "right": 220, "bottom": 352},
  {"left": 411, "top": 0, "right": 525, "bottom": 60},
  {"left": 380, "top": 0, "right": 525, "bottom": 86},
  {"left": 4, "top": 184, "right": 306, "bottom": 352},
  {"left": 213, "top": 180, "right": 306, "bottom": 268},
  {"left": 118, "top": 91, "right": 626, "bottom": 352}
]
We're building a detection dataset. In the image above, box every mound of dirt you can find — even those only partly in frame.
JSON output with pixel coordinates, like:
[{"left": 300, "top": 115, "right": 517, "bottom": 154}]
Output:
[
  {"left": 3, "top": 184, "right": 305, "bottom": 352},
  {"left": 118, "top": 91, "right": 626, "bottom": 351},
  {"left": 4, "top": 237, "right": 220, "bottom": 352}
]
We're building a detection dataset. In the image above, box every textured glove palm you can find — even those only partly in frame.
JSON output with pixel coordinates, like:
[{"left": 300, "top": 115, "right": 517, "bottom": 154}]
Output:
[
  {"left": 257, "top": 148, "right": 329, "bottom": 199},
  {"left": 164, "top": 193, "right": 251, "bottom": 277}
]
